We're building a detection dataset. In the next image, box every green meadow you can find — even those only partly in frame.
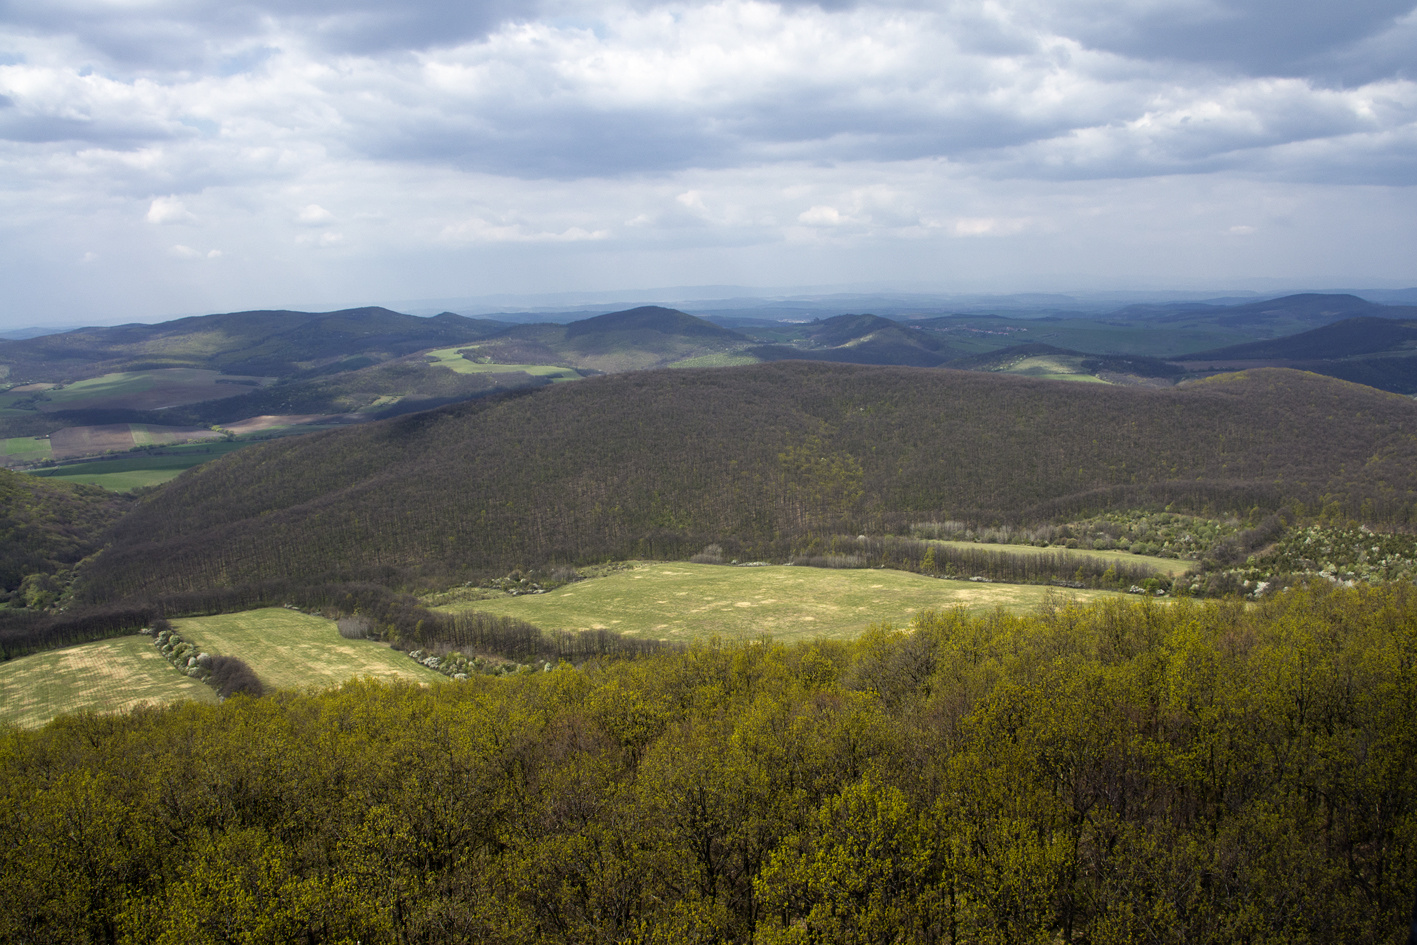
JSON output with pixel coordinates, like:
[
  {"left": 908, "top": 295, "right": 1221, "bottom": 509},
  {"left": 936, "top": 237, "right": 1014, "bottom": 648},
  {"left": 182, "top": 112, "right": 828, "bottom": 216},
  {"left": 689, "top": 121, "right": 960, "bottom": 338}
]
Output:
[
  {"left": 29, "top": 440, "right": 251, "bottom": 490},
  {"left": 0, "top": 635, "right": 217, "bottom": 729},
  {"left": 425, "top": 347, "right": 581, "bottom": 381},
  {"left": 438, "top": 561, "right": 1132, "bottom": 644},
  {"left": 925, "top": 539, "right": 1197, "bottom": 577},
  {"left": 173, "top": 608, "right": 444, "bottom": 691}
]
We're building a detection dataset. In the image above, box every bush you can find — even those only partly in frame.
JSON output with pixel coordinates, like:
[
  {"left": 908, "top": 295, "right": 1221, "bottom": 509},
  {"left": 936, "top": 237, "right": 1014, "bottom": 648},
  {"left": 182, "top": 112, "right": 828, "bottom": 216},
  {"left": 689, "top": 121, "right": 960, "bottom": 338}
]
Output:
[{"left": 207, "top": 656, "right": 264, "bottom": 698}]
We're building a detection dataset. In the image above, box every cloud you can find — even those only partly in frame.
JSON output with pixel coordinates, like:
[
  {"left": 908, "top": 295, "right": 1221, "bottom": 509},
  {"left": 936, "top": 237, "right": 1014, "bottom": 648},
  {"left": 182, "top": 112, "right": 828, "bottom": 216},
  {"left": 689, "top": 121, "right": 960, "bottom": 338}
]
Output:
[
  {"left": 147, "top": 197, "right": 197, "bottom": 224},
  {"left": 297, "top": 204, "right": 334, "bottom": 224},
  {"left": 0, "top": 0, "right": 1413, "bottom": 322}
]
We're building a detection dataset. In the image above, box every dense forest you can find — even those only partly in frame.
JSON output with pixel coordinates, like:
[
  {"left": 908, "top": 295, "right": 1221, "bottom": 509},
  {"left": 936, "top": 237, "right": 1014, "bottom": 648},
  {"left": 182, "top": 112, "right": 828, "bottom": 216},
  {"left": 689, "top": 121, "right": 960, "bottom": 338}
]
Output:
[
  {"left": 0, "top": 469, "right": 129, "bottom": 604},
  {"left": 3, "top": 584, "right": 1413, "bottom": 944},
  {"left": 76, "top": 363, "right": 1417, "bottom": 605}
]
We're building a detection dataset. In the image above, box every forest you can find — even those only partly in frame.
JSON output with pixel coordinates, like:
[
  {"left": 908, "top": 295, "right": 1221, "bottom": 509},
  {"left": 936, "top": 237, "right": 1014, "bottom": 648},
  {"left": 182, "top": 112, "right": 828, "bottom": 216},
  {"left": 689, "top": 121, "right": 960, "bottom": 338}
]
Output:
[
  {"left": 3, "top": 584, "right": 1413, "bottom": 944},
  {"left": 73, "top": 363, "right": 1417, "bottom": 607}
]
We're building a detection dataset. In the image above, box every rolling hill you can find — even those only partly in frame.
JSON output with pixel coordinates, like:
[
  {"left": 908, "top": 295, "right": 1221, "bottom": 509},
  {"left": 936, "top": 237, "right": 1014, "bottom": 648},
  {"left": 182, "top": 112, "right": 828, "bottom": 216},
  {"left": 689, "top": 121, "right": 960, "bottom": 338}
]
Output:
[
  {"left": 465, "top": 306, "right": 756, "bottom": 372},
  {"left": 76, "top": 363, "right": 1417, "bottom": 605},
  {"left": 750, "top": 314, "right": 959, "bottom": 367},
  {"left": 0, "top": 307, "right": 507, "bottom": 383},
  {"left": 1177, "top": 316, "right": 1417, "bottom": 394}
]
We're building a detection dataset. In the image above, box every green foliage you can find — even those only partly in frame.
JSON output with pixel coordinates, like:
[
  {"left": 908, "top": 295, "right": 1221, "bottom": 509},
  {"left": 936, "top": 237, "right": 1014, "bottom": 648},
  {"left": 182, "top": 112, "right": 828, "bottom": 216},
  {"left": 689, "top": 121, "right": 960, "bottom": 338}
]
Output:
[{"left": 1, "top": 585, "right": 1414, "bottom": 942}]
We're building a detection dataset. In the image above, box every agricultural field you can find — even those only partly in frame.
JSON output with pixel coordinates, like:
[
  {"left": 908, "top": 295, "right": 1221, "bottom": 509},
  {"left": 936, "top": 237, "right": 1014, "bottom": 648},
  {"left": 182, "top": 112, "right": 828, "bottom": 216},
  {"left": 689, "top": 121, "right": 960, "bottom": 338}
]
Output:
[
  {"left": 173, "top": 608, "right": 445, "bottom": 690},
  {"left": 1, "top": 368, "right": 272, "bottom": 413},
  {"left": 1, "top": 435, "right": 51, "bottom": 461},
  {"left": 440, "top": 562, "right": 1132, "bottom": 644},
  {"left": 0, "top": 635, "right": 217, "bottom": 729},
  {"left": 424, "top": 346, "right": 581, "bottom": 381},
  {"left": 925, "top": 539, "right": 1196, "bottom": 577},
  {"left": 29, "top": 440, "right": 251, "bottom": 490},
  {"left": 986, "top": 353, "right": 1110, "bottom": 383}
]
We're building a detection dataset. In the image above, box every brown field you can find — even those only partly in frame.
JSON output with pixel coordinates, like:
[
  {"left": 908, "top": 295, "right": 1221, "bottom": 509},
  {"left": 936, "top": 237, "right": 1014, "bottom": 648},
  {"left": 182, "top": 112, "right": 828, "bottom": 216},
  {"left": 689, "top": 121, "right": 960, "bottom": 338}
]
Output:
[
  {"left": 36, "top": 369, "right": 272, "bottom": 412},
  {"left": 219, "top": 414, "right": 344, "bottom": 435},
  {"left": 48, "top": 423, "right": 223, "bottom": 460}
]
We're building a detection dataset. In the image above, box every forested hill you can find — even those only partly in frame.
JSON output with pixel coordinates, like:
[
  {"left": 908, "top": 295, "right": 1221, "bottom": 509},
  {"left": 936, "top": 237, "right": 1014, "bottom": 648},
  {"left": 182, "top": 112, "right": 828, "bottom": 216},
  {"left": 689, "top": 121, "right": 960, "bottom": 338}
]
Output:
[
  {"left": 0, "top": 307, "right": 505, "bottom": 381},
  {"left": 80, "top": 363, "right": 1417, "bottom": 602}
]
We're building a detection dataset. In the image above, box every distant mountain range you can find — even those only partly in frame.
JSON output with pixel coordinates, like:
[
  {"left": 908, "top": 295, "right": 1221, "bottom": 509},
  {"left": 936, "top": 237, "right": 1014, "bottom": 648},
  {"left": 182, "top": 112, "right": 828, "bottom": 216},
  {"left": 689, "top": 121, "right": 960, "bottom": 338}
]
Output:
[{"left": 4, "top": 292, "right": 1417, "bottom": 472}]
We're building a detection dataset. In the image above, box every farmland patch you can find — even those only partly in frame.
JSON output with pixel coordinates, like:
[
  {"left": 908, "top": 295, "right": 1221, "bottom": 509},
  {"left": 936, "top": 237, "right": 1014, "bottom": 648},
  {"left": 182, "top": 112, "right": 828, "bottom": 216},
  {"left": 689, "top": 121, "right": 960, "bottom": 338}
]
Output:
[
  {"left": 0, "top": 635, "right": 217, "bottom": 729},
  {"left": 441, "top": 562, "right": 1131, "bottom": 644},
  {"left": 173, "top": 607, "right": 445, "bottom": 690}
]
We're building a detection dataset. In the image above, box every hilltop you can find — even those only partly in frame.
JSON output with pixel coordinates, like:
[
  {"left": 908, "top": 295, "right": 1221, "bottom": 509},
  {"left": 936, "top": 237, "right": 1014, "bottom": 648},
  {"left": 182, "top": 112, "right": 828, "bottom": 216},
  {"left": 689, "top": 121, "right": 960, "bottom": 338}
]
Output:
[
  {"left": 78, "top": 363, "right": 1417, "bottom": 603},
  {"left": 465, "top": 306, "right": 755, "bottom": 372}
]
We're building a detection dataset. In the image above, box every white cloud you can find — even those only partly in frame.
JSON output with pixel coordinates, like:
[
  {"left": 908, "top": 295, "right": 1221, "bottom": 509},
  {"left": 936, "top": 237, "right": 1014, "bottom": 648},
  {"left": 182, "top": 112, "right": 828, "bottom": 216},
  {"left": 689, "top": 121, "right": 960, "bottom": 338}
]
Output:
[
  {"left": 0, "top": 0, "right": 1412, "bottom": 322},
  {"left": 297, "top": 204, "right": 334, "bottom": 224},
  {"left": 146, "top": 196, "right": 197, "bottom": 224}
]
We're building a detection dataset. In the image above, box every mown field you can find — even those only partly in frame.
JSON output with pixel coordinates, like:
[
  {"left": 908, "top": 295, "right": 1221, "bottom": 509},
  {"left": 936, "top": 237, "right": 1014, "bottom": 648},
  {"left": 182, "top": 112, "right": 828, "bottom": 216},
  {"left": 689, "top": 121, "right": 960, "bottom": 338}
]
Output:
[
  {"left": 927, "top": 539, "right": 1196, "bottom": 577},
  {"left": 0, "top": 635, "right": 217, "bottom": 729},
  {"left": 440, "top": 562, "right": 1132, "bottom": 643},
  {"left": 173, "top": 608, "right": 444, "bottom": 690}
]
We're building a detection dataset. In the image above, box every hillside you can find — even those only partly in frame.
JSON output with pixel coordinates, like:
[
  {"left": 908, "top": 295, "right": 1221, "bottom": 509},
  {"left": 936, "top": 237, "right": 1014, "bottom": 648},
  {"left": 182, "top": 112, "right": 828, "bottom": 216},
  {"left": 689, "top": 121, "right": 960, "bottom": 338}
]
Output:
[
  {"left": 1184, "top": 315, "right": 1417, "bottom": 361},
  {"left": 0, "top": 467, "right": 130, "bottom": 603},
  {"left": 77, "top": 363, "right": 1417, "bottom": 603},
  {"left": 0, "top": 307, "right": 506, "bottom": 383},
  {"left": 467, "top": 306, "right": 754, "bottom": 372},
  {"left": 1112, "top": 292, "right": 1417, "bottom": 334},
  {"left": 751, "top": 314, "right": 958, "bottom": 367}
]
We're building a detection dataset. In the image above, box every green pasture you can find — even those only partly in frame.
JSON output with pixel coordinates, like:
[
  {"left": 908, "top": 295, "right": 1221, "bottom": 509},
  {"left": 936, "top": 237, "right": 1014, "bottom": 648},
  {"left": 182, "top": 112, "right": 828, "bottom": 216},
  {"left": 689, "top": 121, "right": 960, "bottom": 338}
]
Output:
[
  {"left": 174, "top": 608, "right": 444, "bottom": 691},
  {"left": 0, "top": 636, "right": 217, "bottom": 729},
  {"left": 29, "top": 440, "right": 250, "bottom": 491},
  {"left": 2, "top": 436, "right": 51, "bottom": 459},
  {"left": 425, "top": 347, "right": 581, "bottom": 381},
  {"left": 37, "top": 371, "right": 160, "bottom": 405},
  {"left": 994, "top": 355, "right": 1109, "bottom": 383},
  {"left": 439, "top": 562, "right": 1132, "bottom": 644},
  {"left": 926, "top": 540, "right": 1196, "bottom": 578}
]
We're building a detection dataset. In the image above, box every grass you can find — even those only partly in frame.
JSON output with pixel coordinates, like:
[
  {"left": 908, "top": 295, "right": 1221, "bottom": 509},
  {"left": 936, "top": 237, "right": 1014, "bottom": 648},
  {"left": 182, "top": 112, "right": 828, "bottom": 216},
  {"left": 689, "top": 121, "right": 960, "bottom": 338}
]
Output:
[
  {"left": 30, "top": 440, "right": 251, "bottom": 491},
  {"left": 173, "top": 608, "right": 445, "bottom": 691},
  {"left": 425, "top": 347, "right": 581, "bottom": 382},
  {"left": 438, "top": 562, "right": 1134, "bottom": 644},
  {"left": 0, "top": 636, "right": 217, "bottom": 729},
  {"left": 2, "top": 436, "right": 51, "bottom": 459},
  {"left": 925, "top": 540, "right": 1197, "bottom": 577},
  {"left": 995, "top": 355, "right": 1110, "bottom": 383}
]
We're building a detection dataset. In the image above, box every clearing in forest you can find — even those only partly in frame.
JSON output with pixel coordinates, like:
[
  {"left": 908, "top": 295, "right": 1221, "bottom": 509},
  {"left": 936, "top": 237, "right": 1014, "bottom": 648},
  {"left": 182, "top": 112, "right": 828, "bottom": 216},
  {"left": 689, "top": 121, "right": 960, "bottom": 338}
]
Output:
[
  {"left": 424, "top": 347, "right": 581, "bottom": 381},
  {"left": 0, "top": 635, "right": 217, "bottom": 729},
  {"left": 173, "top": 608, "right": 444, "bottom": 690},
  {"left": 441, "top": 562, "right": 1133, "bottom": 644},
  {"left": 926, "top": 540, "right": 1196, "bottom": 577}
]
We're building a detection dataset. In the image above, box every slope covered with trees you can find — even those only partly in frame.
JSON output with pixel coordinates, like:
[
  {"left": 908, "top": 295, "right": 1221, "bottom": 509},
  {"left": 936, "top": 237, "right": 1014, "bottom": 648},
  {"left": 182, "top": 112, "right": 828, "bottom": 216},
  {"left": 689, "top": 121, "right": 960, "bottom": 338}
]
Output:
[
  {"left": 3, "top": 585, "right": 1413, "bottom": 944},
  {"left": 77, "top": 363, "right": 1417, "bottom": 603}
]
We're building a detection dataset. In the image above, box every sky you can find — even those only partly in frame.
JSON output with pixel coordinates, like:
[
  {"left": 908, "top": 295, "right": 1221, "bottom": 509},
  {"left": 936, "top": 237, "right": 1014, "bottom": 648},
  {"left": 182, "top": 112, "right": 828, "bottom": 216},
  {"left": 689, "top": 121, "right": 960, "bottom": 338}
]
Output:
[{"left": 1, "top": 0, "right": 1415, "bottom": 325}]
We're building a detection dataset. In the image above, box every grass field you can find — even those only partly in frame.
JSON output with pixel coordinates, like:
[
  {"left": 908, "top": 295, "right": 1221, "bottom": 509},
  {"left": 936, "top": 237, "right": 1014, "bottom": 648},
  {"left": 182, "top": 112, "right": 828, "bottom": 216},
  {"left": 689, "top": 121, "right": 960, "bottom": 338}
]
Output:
[
  {"left": 439, "top": 562, "right": 1133, "bottom": 644},
  {"left": 425, "top": 347, "right": 581, "bottom": 381},
  {"left": 0, "top": 636, "right": 217, "bottom": 729},
  {"left": 2, "top": 435, "right": 51, "bottom": 460},
  {"left": 926, "top": 540, "right": 1197, "bottom": 577},
  {"left": 30, "top": 440, "right": 251, "bottom": 490},
  {"left": 173, "top": 608, "right": 445, "bottom": 690},
  {"left": 994, "top": 355, "right": 1109, "bottom": 383}
]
